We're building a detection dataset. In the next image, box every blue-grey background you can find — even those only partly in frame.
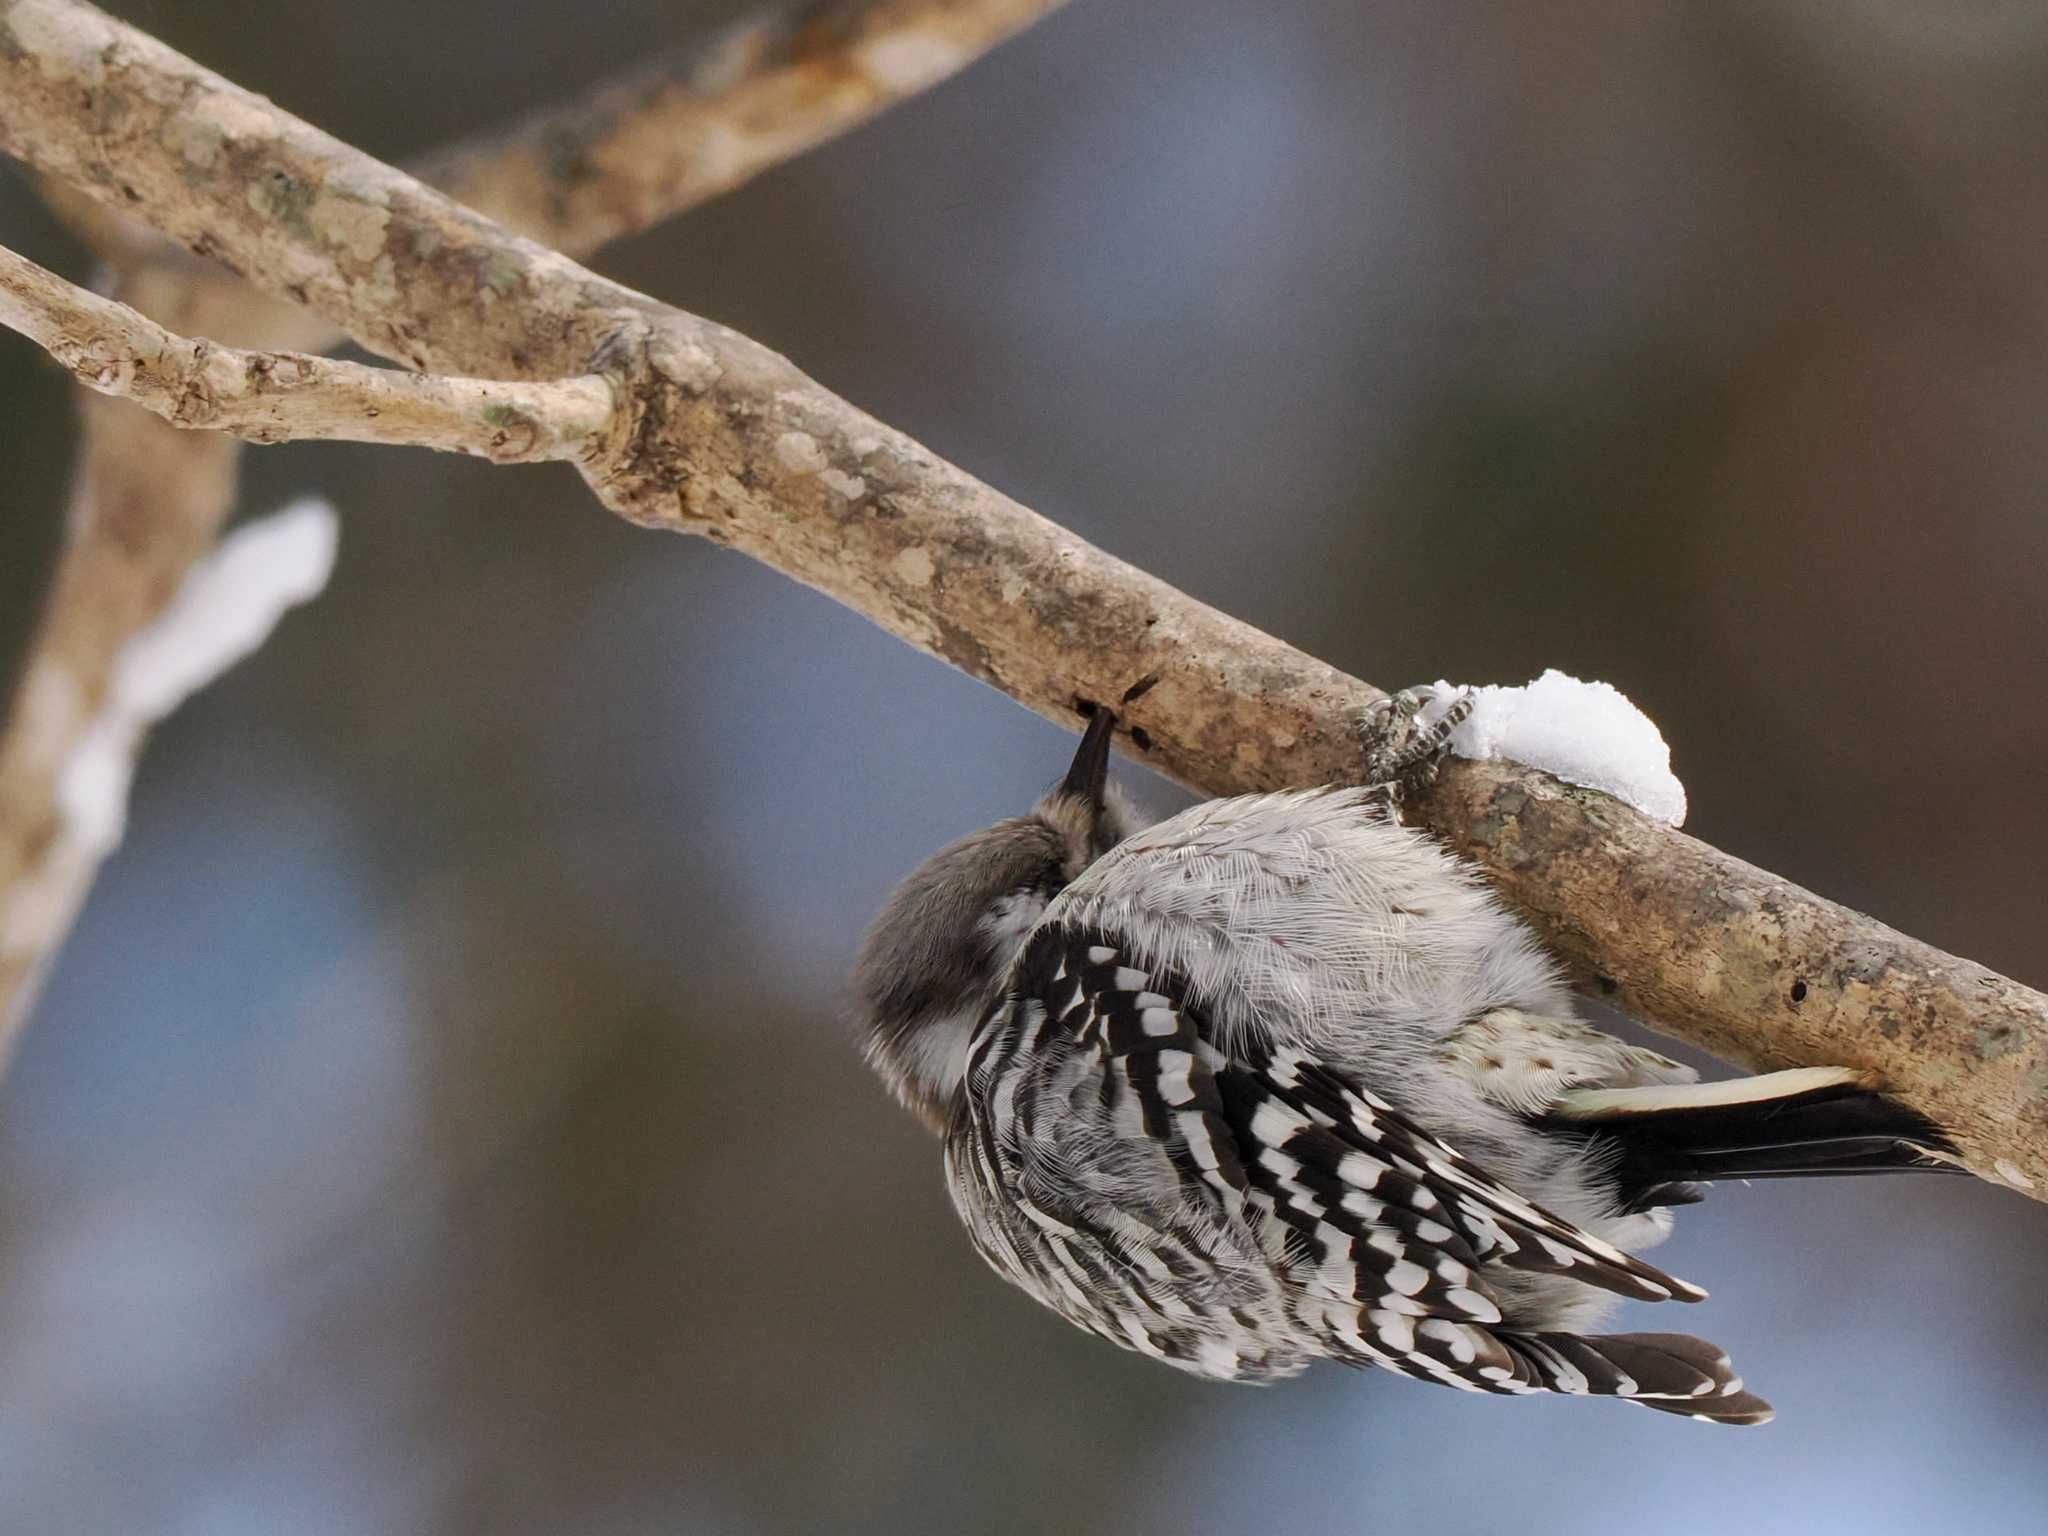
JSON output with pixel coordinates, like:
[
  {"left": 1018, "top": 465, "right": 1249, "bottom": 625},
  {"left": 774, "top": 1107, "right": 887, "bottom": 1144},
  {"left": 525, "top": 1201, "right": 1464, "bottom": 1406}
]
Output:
[{"left": 3, "top": 2, "right": 2047, "bottom": 1531}]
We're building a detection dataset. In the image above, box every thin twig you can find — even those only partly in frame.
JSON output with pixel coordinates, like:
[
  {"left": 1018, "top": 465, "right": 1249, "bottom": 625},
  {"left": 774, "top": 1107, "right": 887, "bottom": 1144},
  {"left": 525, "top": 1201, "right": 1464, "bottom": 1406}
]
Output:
[{"left": 0, "top": 245, "right": 614, "bottom": 461}]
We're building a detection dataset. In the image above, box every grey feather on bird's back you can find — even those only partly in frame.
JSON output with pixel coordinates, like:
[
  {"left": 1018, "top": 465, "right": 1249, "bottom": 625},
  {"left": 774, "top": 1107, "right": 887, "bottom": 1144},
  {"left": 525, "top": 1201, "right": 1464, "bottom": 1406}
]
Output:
[{"left": 1054, "top": 788, "right": 1571, "bottom": 1054}]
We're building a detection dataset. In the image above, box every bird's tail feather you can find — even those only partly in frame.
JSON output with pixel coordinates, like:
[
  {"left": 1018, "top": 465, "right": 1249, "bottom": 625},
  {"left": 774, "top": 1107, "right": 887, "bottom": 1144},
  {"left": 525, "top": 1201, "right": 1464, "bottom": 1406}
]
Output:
[
  {"left": 1541, "top": 1066, "right": 1962, "bottom": 1211},
  {"left": 1501, "top": 1330, "right": 1775, "bottom": 1426}
]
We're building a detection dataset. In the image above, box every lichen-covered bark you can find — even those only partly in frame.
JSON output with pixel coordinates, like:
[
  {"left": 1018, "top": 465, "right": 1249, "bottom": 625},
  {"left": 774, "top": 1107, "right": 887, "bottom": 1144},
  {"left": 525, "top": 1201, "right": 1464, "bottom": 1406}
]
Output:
[
  {"left": 3, "top": 0, "right": 2043, "bottom": 1190},
  {"left": 0, "top": 243, "right": 618, "bottom": 458},
  {"left": 582, "top": 309, "right": 1386, "bottom": 798},
  {"left": 29, "top": 0, "right": 1075, "bottom": 356},
  {"left": 1415, "top": 761, "right": 2048, "bottom": 1193}
]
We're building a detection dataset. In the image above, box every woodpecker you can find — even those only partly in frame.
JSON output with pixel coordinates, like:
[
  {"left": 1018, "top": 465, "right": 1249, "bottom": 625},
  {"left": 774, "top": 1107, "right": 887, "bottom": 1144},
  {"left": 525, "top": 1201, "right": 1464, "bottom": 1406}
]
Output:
[{"left": 850, "top": 694, "right": 1957, "bottom": 1424}]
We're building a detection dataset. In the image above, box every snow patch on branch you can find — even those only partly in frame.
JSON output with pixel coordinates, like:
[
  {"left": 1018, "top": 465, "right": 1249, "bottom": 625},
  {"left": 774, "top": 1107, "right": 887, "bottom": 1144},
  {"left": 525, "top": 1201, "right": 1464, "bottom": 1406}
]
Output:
[
  {"left": 1426, "top": 670, "right": 1687, "bottom": 827},
  {"left": 57, "top": 497, "right": 339, "bottom": 854}
]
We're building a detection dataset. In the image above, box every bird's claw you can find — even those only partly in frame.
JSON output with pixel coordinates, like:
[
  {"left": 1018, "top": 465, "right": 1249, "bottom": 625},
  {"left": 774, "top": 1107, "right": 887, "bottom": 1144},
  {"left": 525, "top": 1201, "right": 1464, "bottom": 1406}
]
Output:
[{"left": 1360, "top": 685, "right": 1473, "bottom": 800}]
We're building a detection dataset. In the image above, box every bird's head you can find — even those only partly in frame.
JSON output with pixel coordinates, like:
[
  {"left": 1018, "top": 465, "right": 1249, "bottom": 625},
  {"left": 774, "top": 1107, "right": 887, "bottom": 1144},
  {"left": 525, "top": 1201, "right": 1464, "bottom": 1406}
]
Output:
[{"left": 850, "top": 708, "right": 1140, "bottom": 1130}]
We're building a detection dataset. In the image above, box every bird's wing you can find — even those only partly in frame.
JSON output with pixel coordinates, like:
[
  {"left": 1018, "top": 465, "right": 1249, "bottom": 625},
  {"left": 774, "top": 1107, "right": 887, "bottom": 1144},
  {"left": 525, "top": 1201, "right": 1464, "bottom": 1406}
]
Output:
[
  {"left": 1238, "top": 1041, "right": 1707, "bottom": 1305},
  {"left": 982, "top": 924, "right": 1708, "bottom": 1390}
]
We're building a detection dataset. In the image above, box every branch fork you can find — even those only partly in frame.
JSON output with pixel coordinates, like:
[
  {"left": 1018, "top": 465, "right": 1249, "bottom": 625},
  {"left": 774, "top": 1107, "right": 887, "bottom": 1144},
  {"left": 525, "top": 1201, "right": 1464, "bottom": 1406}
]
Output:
[{"left": 0, "top": 244, "right": 617, "bottom": 463}]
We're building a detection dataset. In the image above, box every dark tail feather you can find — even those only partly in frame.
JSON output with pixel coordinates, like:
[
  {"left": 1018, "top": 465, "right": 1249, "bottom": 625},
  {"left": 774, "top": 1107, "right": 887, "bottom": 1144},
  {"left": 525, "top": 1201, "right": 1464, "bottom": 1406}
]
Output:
[
  {"left": 1538, "top": 1067, "right": 1962, "bottom": 1213},
  {"left": 1501, "top": 1330, "right": 1774, "bottom": 1426},
  {"left": 1630, "top": 1393, "right": 1775, "bottom": 1426}
]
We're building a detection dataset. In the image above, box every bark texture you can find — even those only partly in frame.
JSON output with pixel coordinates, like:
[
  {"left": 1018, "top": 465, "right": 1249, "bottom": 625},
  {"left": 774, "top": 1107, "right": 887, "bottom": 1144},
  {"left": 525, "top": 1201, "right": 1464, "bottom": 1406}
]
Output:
[
  {"left": 1417, "top": 762, "right": 2045, "bottom": 1194},
  {"left": 0, "top": 265, "right": 247, "bottom": 1043},
  {"left": 413, "top": 0, "right": 1073, "bottom": 256},
  {"left": 0, "top": 243, "right": 616, "bottom": 459}
]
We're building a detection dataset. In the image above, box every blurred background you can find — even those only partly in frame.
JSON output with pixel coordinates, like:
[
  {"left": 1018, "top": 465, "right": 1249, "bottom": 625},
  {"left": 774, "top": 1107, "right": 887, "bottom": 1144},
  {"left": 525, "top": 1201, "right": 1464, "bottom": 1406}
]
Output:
[{"left": 4, "top": 0, "right": 2047, "bottom": 1530}]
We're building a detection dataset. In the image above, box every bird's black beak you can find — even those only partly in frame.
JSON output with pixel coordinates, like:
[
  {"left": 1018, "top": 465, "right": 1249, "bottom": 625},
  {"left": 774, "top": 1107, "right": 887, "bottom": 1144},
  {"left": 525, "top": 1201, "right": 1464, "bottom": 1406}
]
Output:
[{"left": 1060, "top": 707, "right": 1118, "bottom": 824}]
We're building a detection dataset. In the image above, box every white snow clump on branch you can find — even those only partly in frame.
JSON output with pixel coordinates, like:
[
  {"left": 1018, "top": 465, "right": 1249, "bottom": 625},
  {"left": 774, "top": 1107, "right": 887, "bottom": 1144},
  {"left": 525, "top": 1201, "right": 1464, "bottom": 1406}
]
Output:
[
  {"left": 57, "top": 497, "right": 339, "bottom": 854},
  {"left": 1424, "top": 669, "right": 1688, "bottom": 827}
]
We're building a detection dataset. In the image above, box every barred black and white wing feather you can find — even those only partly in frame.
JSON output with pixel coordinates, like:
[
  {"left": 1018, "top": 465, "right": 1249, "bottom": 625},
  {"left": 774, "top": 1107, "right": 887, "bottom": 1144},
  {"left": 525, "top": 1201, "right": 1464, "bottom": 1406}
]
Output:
[{"left": 948, "top": 925, "right": 1772, "bottom": 1423}]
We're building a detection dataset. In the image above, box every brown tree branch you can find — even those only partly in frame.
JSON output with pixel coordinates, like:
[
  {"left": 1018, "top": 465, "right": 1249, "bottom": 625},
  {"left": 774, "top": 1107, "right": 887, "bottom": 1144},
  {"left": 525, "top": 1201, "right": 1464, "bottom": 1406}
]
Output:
[
  {"left": 30, "top": 0, "right": 1074, "bottom": 349},
  {"left": 414, "top": 0, "right": 1073, "bottom": 257},
  {"left": 0, "top": 493, "right": 335, "bottom": 1039},
  {"left": 0, "top": 243, "right": 615, "bottom": 460},
  {"left": 0, "top": 265, "right": 248, "bottom": 1046},
  {"left": 2, "top": 0, "right": 2042, "bottom": 1191},
  {"left": 0, "top": 0, "right": 1069, "bottom": 1045}
]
